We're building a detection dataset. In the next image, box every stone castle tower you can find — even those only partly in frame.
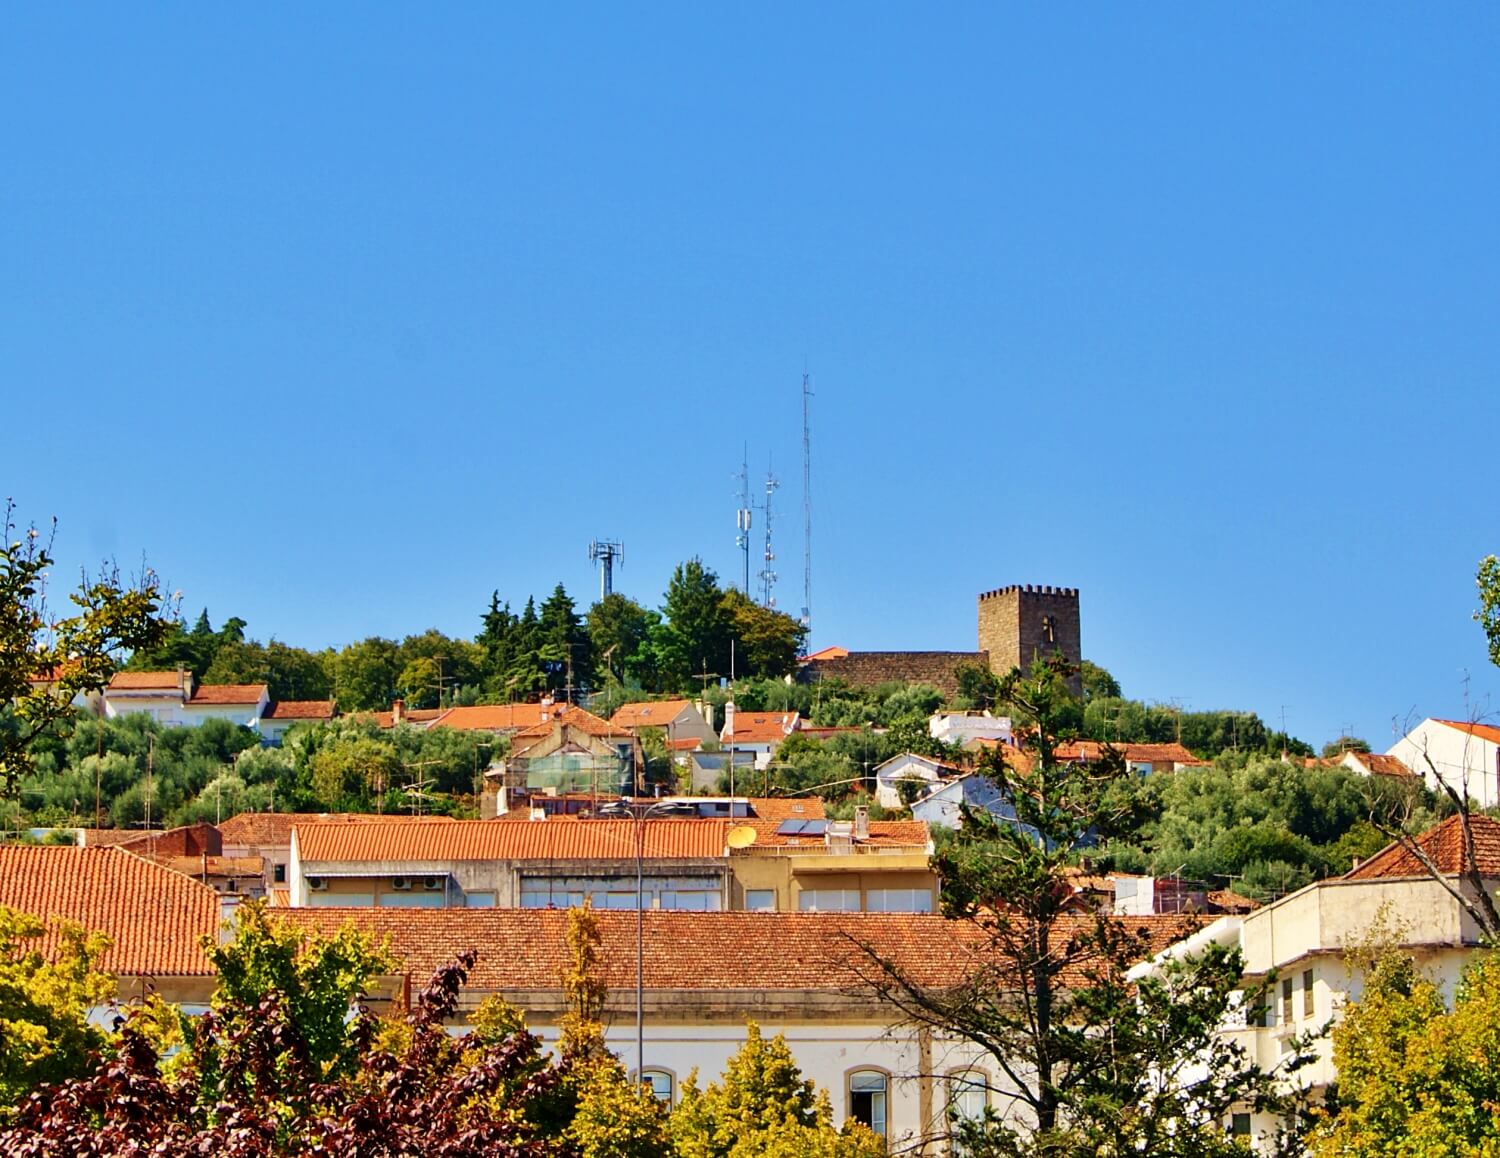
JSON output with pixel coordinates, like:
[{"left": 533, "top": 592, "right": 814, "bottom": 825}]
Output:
[{"left": 977, "top": 585, "right": 1082, "bottom": 685}]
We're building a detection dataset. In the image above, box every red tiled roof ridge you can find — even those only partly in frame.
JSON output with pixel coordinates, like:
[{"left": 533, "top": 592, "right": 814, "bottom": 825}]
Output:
[
  {"left": 294, "top": 817, "right": 730, "bottom": 862},
  {"left": 276, "top": 908, "right": 1188, "bottom": 993},
  {"left": 1344, "top": 813, "right": 1500, "bottom": 880},
  {"left": 188, "top": 683, "right": 268, "bottom": 705},
  {"left": 1432, "top": 719, "right": 1500, "bottom": 746},
  {"left": 0, "top": 846, "right": 219, "bottom": 976},
  {"left": 264, "top": 700, "right": 336, "bottom": 720}
]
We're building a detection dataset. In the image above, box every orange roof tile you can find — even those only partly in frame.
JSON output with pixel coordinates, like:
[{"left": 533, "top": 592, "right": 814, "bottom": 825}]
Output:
[
  {"left": 608, "top": 700, "right": 698, "bottom": 728},
  {"left": 509, "top": 705, "right": 630, "bottom": 740},
  {"left": 427, "top": 703, "right": 591, "bottom": 732},
  {"left": 743, "top": 797, "right": 826, "bottom": 822},
  {"left": 739, "top": 818, "right": 930, "bottom": 849},
  {"left": 802, "top": 646, "right": 850, "bottom": 661},
  {"left": 107, "top": 671, "right": 183, "bottom": 691},
  {"left": 1345, "top": 751, "right": 1415, "bottom": 779},
  {"left": 1345, "top": 814, "right": 1500, "bottom": 880},
  {"left": 1434, "top": 719, "right": 1500, "bottom": 746},
  {"left": 277, "top": 909, "right": 1185, "bottom": 993},
  {"left": 263, "top": 700, "right": 335, "bottom": 720},
  {"left": 219, "top": 811, "right": 449, "bottom": 848},
  {"left": 188, "top": 684, "right": 267, "bottom": 705},
  {"left": 0, "top": 847, "right": 218, "bottom": 976},
  {"left": 722, "top": 712, "right": 799, "bottom": 744},
  {"left": 1055, "top": 741, "right": 1199, "bottom": 764},
  {"left": 295, "top": 818, "right": 730, "bottom": 863}
]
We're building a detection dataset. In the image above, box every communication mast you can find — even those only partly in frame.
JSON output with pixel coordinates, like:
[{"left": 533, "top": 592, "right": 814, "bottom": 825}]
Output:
[
  {"left": 758, "top": 465, "right": 780, "bottom": 608},
  {"left": 588, "top": 539, "right": 624, "bottom": 600},
  {"left": 734, "top": 445, "right": 753, "bottom": 594},
  {"left": 801, "top": 372, "right": 813, "bottom": 643}
]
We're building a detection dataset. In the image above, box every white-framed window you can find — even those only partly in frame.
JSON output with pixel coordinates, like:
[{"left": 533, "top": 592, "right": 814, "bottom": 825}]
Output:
[
  {"left": 866, "top": 888, "right": 935, "bottom": 913},
  {"left": 799, "top": 888, "right": 861, "bottom": 912},
  {"left": 745, "top": 889, "right": 776, "bottom": 911},
  {"left": 848, "top": 1069, "right": 888, "bottom": 1136},
  {"left": 641, "top": 1068, "right": 675, "bottom": 1104},
  {"left": 946, "top": 1069, "right": 988, "bottom": 1154}
]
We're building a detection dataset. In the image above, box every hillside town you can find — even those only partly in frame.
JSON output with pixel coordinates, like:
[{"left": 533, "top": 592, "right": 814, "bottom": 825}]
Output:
[{"left": 6, "top": 554, "right": 1500, "bottom": 1156}]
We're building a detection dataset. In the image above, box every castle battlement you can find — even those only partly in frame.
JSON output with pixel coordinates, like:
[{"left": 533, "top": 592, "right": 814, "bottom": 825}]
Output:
[{"left": 979, "top": 584, "right": 1079, "bottom": 600}]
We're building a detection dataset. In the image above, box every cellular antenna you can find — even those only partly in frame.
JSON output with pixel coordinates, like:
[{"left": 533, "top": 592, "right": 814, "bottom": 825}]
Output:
[
  {"left": 735, "top": 444, "right": 753, "bottom": 594},
  {"left": 758, "top": 461, "right": 780, "bottom": 608},
  {"left": 589, "top": 539, "right": 624, "bottom": 600},
  {"left": 801, "top": 372, "right": 813, "bottom": 643}
]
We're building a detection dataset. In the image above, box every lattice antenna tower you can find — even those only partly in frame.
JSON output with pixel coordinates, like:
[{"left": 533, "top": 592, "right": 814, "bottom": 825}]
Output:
[
  {"left": 801, "top": 372, "right": 813, "bottom": 641},
  {"left": 588, "top": 539, "right": 624, "bottom": 600},
  {"left": 734, "top": 443, "right": 753, "bottom": 594},
  {"left": 758, "top": 462, "right": 780, "bottom": 608}
]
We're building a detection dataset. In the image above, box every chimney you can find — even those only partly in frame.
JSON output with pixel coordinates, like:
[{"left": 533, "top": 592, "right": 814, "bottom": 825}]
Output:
[
  {"left": 854, "top": 805, "right": 870, "bottom": 841},
  {"left": 392, "top": 698, "right": 405, "bottom": 726},
  {"left": 698, "top": 700, "right": 714, "bottom": 730},
  {"left": 723, "top": 701, "right": 736, "bottom": 740},
  {"left": 178, "top": 665, "right": 192, "bottom": 699}
]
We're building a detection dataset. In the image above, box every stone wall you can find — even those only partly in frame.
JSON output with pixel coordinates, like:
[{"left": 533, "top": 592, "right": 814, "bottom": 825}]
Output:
[
  {"left": 797, "top": 651, "right": 988, "bottom": 698},
  {"left": 977, "top": 584, "right": 1081, "bottom": 691}
]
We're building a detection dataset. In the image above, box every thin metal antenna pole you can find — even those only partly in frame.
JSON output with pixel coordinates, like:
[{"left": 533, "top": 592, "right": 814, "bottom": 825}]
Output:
[{"left": 802, "top": 372, "right": 813, "bottom": 643}]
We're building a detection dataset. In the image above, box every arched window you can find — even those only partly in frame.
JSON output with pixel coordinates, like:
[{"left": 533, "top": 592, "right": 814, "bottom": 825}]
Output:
[
  {"left": 641, "top": 1068, "right": 675, "bottom": 1104},
  {"left": 848, "top": 1068, "right": 888, "bottom": 1137},
  {"left": 946, "top": 1069, "right": 988, "bottom": 1154}
]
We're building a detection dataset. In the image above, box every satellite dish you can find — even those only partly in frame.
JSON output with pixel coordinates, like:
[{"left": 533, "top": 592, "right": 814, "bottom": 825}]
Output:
[{"left": 726, "top": 825, "right": 758, "bottom": 850}]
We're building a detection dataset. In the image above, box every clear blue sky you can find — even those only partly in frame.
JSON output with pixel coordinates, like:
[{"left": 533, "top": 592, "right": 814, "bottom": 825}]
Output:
[{"left": 4, "top": 6, "right": 1497, "bottom": 751}]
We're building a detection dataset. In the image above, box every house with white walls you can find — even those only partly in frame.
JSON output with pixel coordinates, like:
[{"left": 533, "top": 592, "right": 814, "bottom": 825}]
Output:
[
  {"left": 719, "top": 704, "right": 800, "bottom": 770},
  {"left": 1387, "top": 718, "right": 1500, "bottom": 807},
  {"left": 1134, "top": 813, "right": 1500, "bottom": 1150},
  {"left": 873, "top": 753, "right": 965, "bottom": 809},
  {"left": 103, "top": 671, "right": 269, "bottom": 729}
]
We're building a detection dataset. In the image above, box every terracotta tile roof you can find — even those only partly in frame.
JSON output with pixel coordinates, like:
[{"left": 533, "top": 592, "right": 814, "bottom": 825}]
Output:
[
  {"left": 427, "top": 703, "right": 578, "bottom": 732},
  {"left": 668, "top": 737, "right": 703, "bottom": 751},
  {"left": 743, "top": 797, "right": 826, "bottom": 822},
  {"left": 1433, "top": 719, "right": 1500, "bottom": 746},
  {"left": 1345, "top": 814, "right": 1500, "bottom": 880},
  {"left": 801, "top": 646, "right": 850, "bottom": 662},
  {"left": 187, "top": 684, "right": 268, "bottom": 705},
  {"left": 360, "top": 708, "right": 445, "bottom": 728},
  {"left": 509, "top": 705, "right": 630, "bottom": 740},
  {"left": 721, "top": 712, "right": 799, "bottom": 744},
  {"left": 277, "top": 909, "right": 1186, "bottom": 993},
  {"left": 1055, "top": 741, "right": 1199, "bottom": 765},
  {"left": 1344, "top": 751, "right": 1415, "bottom": 779},
  {"left": 107, "top": 671, "right": 183, "bottom": 691},
  {"left": 0, "top": 847, "right": 218, "bottom": 976},
  {"left": 263, "top": 700, "right": 335, "bottom": 721},
  {"left": 608, "top": 700, "right": 697, "bottom": 728},
  {"left": 156, "top": 855, "right": 265, "bottom": 879},
  {"left": 295, "top": 818, "right": 730, "bottom": 863},
  {"left": 739, "top": 818, "right": 930, "bottom": 849},
  {"left": 1206, "top": 888, "right": 1260, "bottom": 914},
  {"left": 219, "top": 811, "right": 447, "bottom": 848}
]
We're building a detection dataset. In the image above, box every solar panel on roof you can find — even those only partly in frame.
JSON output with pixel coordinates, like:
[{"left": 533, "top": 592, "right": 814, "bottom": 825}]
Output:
[{"left": 776, "top": 818, "right": 829, "bottom": 836}]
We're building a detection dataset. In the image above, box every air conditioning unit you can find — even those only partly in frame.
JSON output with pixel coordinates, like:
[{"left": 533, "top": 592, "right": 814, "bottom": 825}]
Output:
[
  {"left": 307, "top": 876, "right": 327, "bottom": 891},
  {"left": 391, "top": 876, "right": 412, "bottom": 891},
  {"left": 422, "top": 876, "right": 443, "bottom": 891}
]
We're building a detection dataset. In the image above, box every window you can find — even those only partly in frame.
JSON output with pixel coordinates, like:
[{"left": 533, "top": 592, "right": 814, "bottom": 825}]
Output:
[
  {"left": 745, "top": 889, "right": 776, "bottom": 912},
  {"left": 466, "top": 891, "right": 497, "bottom": 908},
  {"left": 848, "top": 1070, "right": 888, "bottom": 1136},
  {"left": 272, "top": 863, "right": 286, "bottom": 884},
  {"left": 866, "top": 888, "right": 935, "bottom": 913},
  {"left": 1280, "top": 977, "right": 1293, "bottom": 1024},
  {"left": 946, "top": 1070, "right": 988, "bottom": 1154},
  {"left": 641, "top": 1068, "right": 674, "bottom": 1104},
  {"left": 1230, "top": 1112, "right": 1252, "bottom": 1137},
  {"left": 1302, "top": 969, "right": 1314, "bottom": 1018},
  {"left": 799, "top": 888, "right": 861, "bottom": 912}
]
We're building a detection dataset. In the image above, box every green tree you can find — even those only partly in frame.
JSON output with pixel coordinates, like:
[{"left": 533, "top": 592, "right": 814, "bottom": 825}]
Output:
[
  {"left": 0, "top": 906, "right": 114, "bottom": 1108},
  {"left": 1311, "top": 948, "right": 1500, "bottom": 1157},
  {"left": 1477, "top": 554, "right": 1500, "bottom": 670},
  {"left": 854, "top": 656, "right": 1307, "bottom": 1156},
  {"left": 587, "top": 594, "right": 655, "bottom": 688},
  {"left": 659, "top": 560, "right": 731, "bottom": 692},
  {"left": 1078, "top": 659, "right": 1121, "bottom": 701},
  {"left": 668, "top": 1022, "right": 883, "bottom": 1158},
  {"left": 331, "top": 636, "right": 402, "bottom": 711},
  {"left": 1, "top": 506, "right": 172, "bottom": 789},
  {"left": 538, "top": 584, "right": 592, "bottom": 697},
  {"left": 719, "top": 589, "right": 806, "bottom": 679},
  {"left": 202, "top": 900, "right": 393, "bottom": 1083}
]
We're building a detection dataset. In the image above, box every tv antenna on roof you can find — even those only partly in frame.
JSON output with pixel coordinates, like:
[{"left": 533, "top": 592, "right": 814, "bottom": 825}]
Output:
[{"left": 589, "top": 539, "right": 624, "bottom": 600}]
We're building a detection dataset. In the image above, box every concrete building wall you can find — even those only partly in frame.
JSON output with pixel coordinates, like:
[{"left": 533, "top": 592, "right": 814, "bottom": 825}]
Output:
[{"left": 1388, "top": 720, "right": 1500, "bottom": 808}]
